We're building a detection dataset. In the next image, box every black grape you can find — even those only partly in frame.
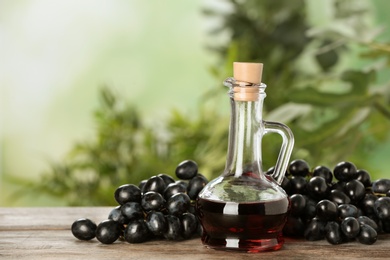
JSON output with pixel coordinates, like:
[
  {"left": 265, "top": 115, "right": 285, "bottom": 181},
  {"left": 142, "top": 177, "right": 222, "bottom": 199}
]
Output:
[
  {"left": 96, "top": 219, "right": 122, "bottom": 244},
  {"left": 289, "top": 159, "right": 310, "bottom": 177},
  {"left": 340, "top": 217, "right": 360, "bottom": 239},
  {"left": 181, "top": 212, "right": 198, "bottom": 239},
  {"left": 175, "top": 160, "right": 198, "bottom": 180},
  {"left": 142, "top": 176, "right": 166, "bottom": 194},
  {"left": 358, "top": 224, "right": 377, "bottom": 245},
  {"left": 325, "top": 221, "right": 343, "bottom": 245},
  {"left": 71, "top": 218, "right": 97, "bottom": 241},
  {"left": 114, "top": 184, "right": 141, "bottom": 205},
  {"left": 333, "top": 161, "right": 358, "bottom": 182},
  {"left": 164, "top": 215, "right": 183, "bottom": 240},
  {"left": 124, "top": 219, "right": 151, "bottom": 243}
]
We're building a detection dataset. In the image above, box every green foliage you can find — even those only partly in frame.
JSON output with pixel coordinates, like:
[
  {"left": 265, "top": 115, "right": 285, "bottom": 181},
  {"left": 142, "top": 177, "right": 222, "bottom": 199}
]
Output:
[
  {"left": 32, "top": 0, "right": 390, "bottom": 205},
  {"left": 33, "top": 88, "right": 228, "bottom": 205},
  {"left": 204, "top": 0, "right": 390, "bottom": 170}
]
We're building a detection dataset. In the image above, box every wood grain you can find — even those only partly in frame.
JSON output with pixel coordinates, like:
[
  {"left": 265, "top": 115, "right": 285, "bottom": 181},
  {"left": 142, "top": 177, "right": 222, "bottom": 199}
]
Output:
[{"left": 1, "top": 207, "right": 390, "bottom": 259}]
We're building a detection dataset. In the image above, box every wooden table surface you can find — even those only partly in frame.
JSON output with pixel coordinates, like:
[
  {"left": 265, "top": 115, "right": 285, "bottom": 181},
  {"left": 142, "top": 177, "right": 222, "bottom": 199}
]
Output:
[{"left": 1, "top": 207, "right": 390, "bottom": 259}]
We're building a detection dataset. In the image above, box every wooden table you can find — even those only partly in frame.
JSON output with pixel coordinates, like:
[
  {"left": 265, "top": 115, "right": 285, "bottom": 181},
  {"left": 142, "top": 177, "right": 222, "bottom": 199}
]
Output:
[{"left": 1, "top": 207, "right": 390, "bottom": 259}]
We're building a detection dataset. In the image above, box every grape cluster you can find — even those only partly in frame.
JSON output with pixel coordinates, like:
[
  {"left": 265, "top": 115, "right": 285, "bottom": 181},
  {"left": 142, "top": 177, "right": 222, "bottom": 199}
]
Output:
[
  {"left": 71, "top": 160, "right": 208, "bottom": 244},
  {"left": 276, "top": 159, "right": 390, "bottom": 245}
]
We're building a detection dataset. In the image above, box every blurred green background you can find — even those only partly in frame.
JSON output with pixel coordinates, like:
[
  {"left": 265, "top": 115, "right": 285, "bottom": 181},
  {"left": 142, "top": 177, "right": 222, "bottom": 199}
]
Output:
[{"left": 1, "top": 0, "right": 389, "bottom": 206}]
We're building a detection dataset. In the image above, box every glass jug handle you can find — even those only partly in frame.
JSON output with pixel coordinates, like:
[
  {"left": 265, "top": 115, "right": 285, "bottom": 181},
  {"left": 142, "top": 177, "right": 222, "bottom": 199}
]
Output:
[{"left": 263, "top": 121, "right": 295, "bottom": 185}]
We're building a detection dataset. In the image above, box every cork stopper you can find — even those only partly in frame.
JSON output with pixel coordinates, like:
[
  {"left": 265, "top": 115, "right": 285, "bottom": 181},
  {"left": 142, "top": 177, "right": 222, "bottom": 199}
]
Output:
[
  {"left": 233, "top": 62, "right": 263, "bottom": 84},
  {"left": 232, "top": 62, "right": 264, "bottom": 101}
]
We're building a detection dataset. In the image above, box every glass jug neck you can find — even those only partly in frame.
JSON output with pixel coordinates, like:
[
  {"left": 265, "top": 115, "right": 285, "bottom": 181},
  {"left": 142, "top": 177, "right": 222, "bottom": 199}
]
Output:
[
  {"left": 224, "top": 77, "right": 267, "bottom": 102},
  {"left": 223, "top": 78, "right": 267, "bottom": 179}
]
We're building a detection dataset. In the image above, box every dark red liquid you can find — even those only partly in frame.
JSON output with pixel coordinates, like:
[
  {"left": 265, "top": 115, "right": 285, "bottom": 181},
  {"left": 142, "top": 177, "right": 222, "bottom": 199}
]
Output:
[{"left": 196, "top": 197, "right": 289, "bottom": 252}]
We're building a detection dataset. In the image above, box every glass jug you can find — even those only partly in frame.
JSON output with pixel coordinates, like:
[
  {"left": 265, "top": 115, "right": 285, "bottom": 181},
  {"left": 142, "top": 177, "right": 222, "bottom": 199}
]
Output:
[{"left": 196, "top": 62, "right": 294, "bottom": 252}]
